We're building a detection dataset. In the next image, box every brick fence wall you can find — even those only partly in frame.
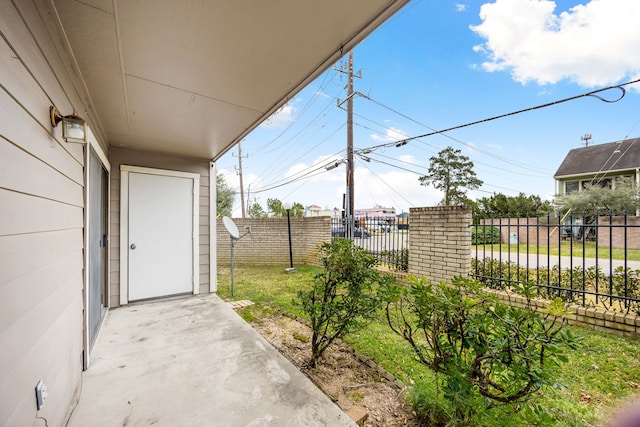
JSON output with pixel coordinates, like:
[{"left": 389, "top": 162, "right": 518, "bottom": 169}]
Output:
[
  {"left": 597, "top": 216, "right": 640, "bottom": 249},
  {"left": 486, "top": 289, "right": 640, "bottom": 339},
  {"left": 481, "top": 216, "right": 640, "bottom": 249},
  {"left": 217, "top": 217, "right": 330, "bottom": 265},
  {"left": 408, "top": 206, "right": 472, "bottom": 283},
  {"left": 481, "top": 217, "right": 556, "bottom": 245}
]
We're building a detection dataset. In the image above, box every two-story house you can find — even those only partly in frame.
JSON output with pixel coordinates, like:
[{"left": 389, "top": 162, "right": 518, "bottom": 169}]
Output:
[{"left": 554, "top": 138, "right": 640, "bottom": 195}]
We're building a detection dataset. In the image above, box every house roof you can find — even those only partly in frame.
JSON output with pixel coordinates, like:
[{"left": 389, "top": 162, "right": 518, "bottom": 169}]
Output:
[
  {"left": 553, "top": 138, "right": 640, "bottom": 179},
  {"left": 52, "top": 0, "right": 409, "bottom": 160}
]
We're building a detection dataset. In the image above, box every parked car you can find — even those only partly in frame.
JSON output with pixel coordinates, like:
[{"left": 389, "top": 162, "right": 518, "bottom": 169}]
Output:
[
  {"left": 331, "top": 226, "right": 371, "bottom": 238},
  {"left": 374, "top": 221, "right": 391, "bottom": 233}
]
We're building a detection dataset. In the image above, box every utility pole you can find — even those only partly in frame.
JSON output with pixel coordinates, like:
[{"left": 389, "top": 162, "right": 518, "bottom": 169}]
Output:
[
  {"left": 236, "top": 142, "right": 246, "bottom": 218},
  {"left": 581, "top": 133, "right": 592, "bottom": 147},
  {"left": 346, "top": 51, "right": 355, "bottom": 229},
  {"left": 336, "top": 51, "right": 361, "bottom": 234},
  {"left": 246, "top": 184, "right": 251, "bottom": 217}
]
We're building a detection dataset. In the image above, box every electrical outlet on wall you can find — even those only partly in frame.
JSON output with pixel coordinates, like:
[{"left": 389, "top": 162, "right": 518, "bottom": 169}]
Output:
[{"left": 35, "top": 380, "right": 48, "bottom": 410}]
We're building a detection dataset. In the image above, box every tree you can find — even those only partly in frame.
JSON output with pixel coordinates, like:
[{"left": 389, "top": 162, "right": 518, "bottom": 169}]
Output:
[
  {"left": 555, "top": 178, "right": 639, "bottom": 215},
  {"left": 289, "top": 202, "right": 304, "bottom": 217},
  {"left": 216, "top": 174, "right": 235, "bottom": 217},
  {"left": 419, "top": 146, "right": 483, "bottom": 206},
  {"left": 247, "top": 200, "right": 267, "bottom": 218},
  {"left": 474, "top": 192, "right": 552, "bottom": 218},
  {"left": 266, "top": 198, "right": 283, "bottom": 216},
  {"left": 267, "top": 198, "right": 304, "bottom": 217}
]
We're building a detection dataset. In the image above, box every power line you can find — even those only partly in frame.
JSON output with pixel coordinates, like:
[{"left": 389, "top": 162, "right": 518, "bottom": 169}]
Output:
[
  {"left": 624, "top": 117, "right": 640, "bottom": 139},
  {"left": 351, "top": 99, "right": 550, "bottom": 175},
  {"left": 357, "top": 160, "right": 416, "bottom": 208},
  {"left": 250, "top": 122, "right": 346, "bottom": 187},
  {"left": 251, "top": 90, "right": 343, "bottom": 157},
  {"left": 248, "top": 167, "right": 332, "bottom": 195},
  {"left": 364, "top": 153, "right": 531, "bottom": 196},
  {"left": 245, "top": 69, "right": 347, "bottom": 188},
  {"left": 250, "top": 68, "right": 339, "bottom": 155},
  {"left": 360, "top": 93, "right": 552, "bottom": 173},
  {"left": 245, "top": 78, "right": 347, "bottom": 184},
  {"left": 371, "top": 145, "right": 548, "bottom": 180},
  {"left": 590, "top": 138, "right": 639, "bottom": 185},
  {"left": 371, "top": 78, "right": 640, "bottom": 149},
  {"left": 364, "top": 155, "right": 426, "bottom": 176},
  {"left": 248, "top": 150, "right": 345, "bottom": 194}
]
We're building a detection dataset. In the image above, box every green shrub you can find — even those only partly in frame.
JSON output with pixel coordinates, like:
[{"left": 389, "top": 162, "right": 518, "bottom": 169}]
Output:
[
  {"left": 471, "top": 225, "right": 500, "bottom": 244},
  {"left": 472, "top": 258, "right": 640, "bottom": 314},
  {"left": 407, "top": 380, "right": 453, "bottom": 425},
  {"left": 295, "top": 238, "right": 394, "bottom": 367},
  {"left": 383, "top": 248, "right": 409, "bottom": 272},
  {"left": 383, "top": 276, "right": 578, "bottom": 424}
]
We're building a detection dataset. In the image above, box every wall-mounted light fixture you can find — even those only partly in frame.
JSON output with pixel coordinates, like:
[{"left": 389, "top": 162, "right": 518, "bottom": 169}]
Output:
[{"left": 50, "top": 106, "right": 87, "bottom": 144}]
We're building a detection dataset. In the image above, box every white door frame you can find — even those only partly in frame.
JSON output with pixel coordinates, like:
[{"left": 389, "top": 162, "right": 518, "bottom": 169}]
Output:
[{"left": 120, "top": 165, "right": 200, "bottom": 305}]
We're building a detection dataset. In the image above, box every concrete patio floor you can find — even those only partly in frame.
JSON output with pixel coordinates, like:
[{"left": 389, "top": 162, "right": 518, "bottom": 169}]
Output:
[{"left": 67, "top": 293, "right": 356, "bottom": 426}]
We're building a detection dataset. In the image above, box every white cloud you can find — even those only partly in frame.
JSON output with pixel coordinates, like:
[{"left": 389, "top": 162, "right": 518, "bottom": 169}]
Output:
[
  {"left": 260, "top": 104, "right": 296, "bottom": 128},
  {"left": 314, "top": 89, "right": 332, "bottom": 99},
  {"left": 464, "top": 141, "right": 478, "bottom": 153},
  {"left": 286, "top": 162, "right": 310, "bottom": 178},
  {"left": 285, "top": 154, "right": 345, "bottom": 182},
  {"left": 398, "top": 154, "right": 418, "bottom": 165},
  {"left": 471, "top": 0, "right": 640, "bottom": 87},
  {"left": 456, "top": 4, "right": 467, "bottom": 12},
  {"left": 370, "top": 126, "right": 409, "bottom": 142},
  {"left": 353, "top": 168, "right": 441, "bottom": 210}
]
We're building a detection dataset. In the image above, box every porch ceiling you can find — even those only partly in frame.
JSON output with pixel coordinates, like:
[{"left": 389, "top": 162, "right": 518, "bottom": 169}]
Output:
[{"left": 53, "top": 0, "right": 409, "bottom": 160}]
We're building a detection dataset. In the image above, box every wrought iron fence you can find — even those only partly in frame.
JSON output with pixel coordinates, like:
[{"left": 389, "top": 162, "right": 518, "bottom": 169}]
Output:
[
  {"left": 470, "top": 211, "right": 640, "bottom": 315},
  {"left": 330, "top": 216, "right": 409, "bottom": 272}
]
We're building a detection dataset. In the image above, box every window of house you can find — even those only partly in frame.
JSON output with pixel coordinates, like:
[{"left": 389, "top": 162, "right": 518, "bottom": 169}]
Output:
[
  {"left": 565, "top": 181, "right": 579, "bottom": 193},
  {"left": 598, "top": 178, "right": 612, "bottom": 189},
  {"left": 614, "top": 175, "right": 634, "bottom": 189}
]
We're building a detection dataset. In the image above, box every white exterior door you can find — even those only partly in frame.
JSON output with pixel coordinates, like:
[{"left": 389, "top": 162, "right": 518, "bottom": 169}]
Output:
[{"left": 122, "top": 167, "right": 199, "bottom": 302}]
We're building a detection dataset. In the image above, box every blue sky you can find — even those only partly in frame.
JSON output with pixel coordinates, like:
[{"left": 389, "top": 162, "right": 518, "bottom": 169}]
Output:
[{"left": 217, "top": 0, "right": 640, "bottom": 217}]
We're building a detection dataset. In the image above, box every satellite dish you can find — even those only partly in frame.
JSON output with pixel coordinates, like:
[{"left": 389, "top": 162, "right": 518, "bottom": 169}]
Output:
[
  {"left": 222, "top": 216, "right": 244, "bottom": 297},
  {"left": 222, "top": 216, "right": 240, "bottom": 240}
]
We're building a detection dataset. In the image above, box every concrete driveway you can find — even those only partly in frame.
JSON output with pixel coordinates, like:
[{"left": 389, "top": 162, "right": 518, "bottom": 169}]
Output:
[{"left": 67, "top": 293, "right": 355, "bottom": 427}]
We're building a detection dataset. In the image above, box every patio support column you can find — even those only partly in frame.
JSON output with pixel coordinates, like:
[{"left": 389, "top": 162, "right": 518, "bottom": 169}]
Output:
[{"left": 210, "top": 161, "right": 217, "bottom": 292}]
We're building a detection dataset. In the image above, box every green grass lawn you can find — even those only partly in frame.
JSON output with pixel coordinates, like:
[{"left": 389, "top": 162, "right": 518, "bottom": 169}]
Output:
[
  {"left": 474, "top": 242, "right": 640, "bottom": 262},
  {"left": 217, "top": 264, "right": 640, "bottom": 426}
]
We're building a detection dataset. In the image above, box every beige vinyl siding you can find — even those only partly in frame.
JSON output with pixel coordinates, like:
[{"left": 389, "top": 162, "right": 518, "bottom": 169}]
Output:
[
  {"left": 0, "top": 1, "right": 93, "bottom": 426},
  {"left": 109, "top": 148, "right": 211, "bottom": 305}
]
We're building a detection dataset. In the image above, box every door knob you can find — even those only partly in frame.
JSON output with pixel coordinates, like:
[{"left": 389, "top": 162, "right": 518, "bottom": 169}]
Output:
[{"left": 130, "top": 243, "right": 136, "bottom": 250}]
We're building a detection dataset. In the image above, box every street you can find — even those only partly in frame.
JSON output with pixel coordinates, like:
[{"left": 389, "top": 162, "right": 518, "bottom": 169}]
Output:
[{"left": 473, "top": 249, "right": 640, "bottom": 271}]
